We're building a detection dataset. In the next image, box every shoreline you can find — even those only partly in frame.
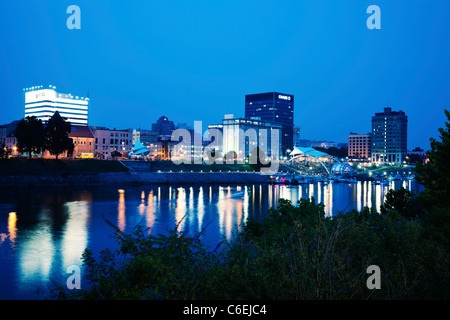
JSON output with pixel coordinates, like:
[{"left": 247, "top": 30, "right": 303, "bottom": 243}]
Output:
[{"left": 0, "top": 171, "right": 272, "bottom": 186}]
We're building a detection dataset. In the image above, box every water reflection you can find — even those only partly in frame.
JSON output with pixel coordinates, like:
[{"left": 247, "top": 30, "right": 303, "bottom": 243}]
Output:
[
  {"left": 189, "top": 187, "right": 195, "bottom": 227},
  {"left": 175, "top": 187, "right": 187, "bottom": 232},
  {"left": 0, "top": 180, "right": 424, "bottom": 299},
  {"left": 357, "top": 182, "right": 362, "bottom": 212},
  {"left": 2, "top": 182, "right": 425, "bottom": 248},
  {"left": 146, "top": 190, "right": 155, "bottom": 233},
  {"left": 18, "top": 208, "right": 55, "bottom": 283},
  {"left": 374, "top": 185, "right": 380, "bottom": 212},
  {"left": 197, "top": 187, "right": 205, "bottom": 232},
  {"left": 243, "top": 186, "right": 249, "bottom": 230},
  {"left": 62, "top": 199, "right": 90, "bottom": 269},
  {"left": 324, "top": 184, "right": 332, "bottom": 217},
  {"left": 118, "top": 189, "right": 126, "bottom": 231},
  {"left": 8, "top": 212, "right": 17, "bottom": 245}
]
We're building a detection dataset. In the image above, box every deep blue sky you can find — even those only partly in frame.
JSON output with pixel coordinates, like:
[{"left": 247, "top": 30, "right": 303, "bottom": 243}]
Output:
[{"left": 1, "top": 0, "right": 449, "bottom": 150}]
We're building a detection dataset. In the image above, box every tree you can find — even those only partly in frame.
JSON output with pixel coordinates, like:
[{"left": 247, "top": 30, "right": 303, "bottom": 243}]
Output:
[
  {"left": 15, "top": 116, "right": 45, "bottom": 159},
  {"left": 414, "top": 109, "right": 450, "bottom": 205},
  {"left": 44, "top": 111, "right": 75, "bottom": 159},
  {"left": 315, "top": 146, "right": 348, "bottom": 159},
  {"left": 406, "top": 153, "right": 427, "bottom": 165},
  {"left": 111, "top": 150, "right": 122, "bottom": 159},
  {"left": 380, "top": 188, "right": 416, "bottom": 219},
  {"left": 249, "top": 147, "right": 271, "bottom": 171},
  {"left": 0, "top": 143, "right": 8, "bottom": 158}
]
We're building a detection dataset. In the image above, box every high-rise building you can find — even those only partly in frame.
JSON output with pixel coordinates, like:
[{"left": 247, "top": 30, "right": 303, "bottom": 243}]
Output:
[
  {"left": 152, "top": 116, "right": 176, "bottom": 140},
  {"left": 348, "top": 132, "right": 371, "bottom": 159},
  {"left": 245, "top": 92, "right": 294, "bottom": 156},
  {"left": 24, "top": 85, "right": 89, "bottom": 126},
  {"left": 371, "top": 107, "right": 408, "bottom": 165},
  {"left": 130, "top": 116, "right": 178, "bottom": 160}
]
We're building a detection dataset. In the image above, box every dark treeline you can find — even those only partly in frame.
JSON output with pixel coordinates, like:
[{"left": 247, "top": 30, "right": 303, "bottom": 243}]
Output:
[{"left": 8, "top": 112, "right": 74, "bottom": 159}]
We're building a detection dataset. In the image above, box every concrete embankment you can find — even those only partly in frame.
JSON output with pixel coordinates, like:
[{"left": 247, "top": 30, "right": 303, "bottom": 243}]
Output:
[{"left": 0, "top": 172, "right": 271, "bottom": 186}]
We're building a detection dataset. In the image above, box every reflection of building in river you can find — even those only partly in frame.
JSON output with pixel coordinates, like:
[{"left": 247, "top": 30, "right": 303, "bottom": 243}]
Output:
[
  {"left": 3, "top": 181, "right": 426, "bottom": 300},
  {"left": 175, "top": 187, "right": 187, "bottom": 233},
  {"left": 197, "top": 187, "right": 205, "bottom": 232},
  {"left": 215, "top": 186, "right": 251, "bottom": 240},
  {"left": 139, "top": 191, "right": 146, "bottom": 216},
  {"left": 323, "top": 184, "right": 333, "bottom": 217},
  {"left": 14, "top": 191, "right": 91, "bottom": 290},
  {"left": 357, "top": 182, "right": 362, "bottom": 212},
  {"left": 118, "top": 189, "right": 126, "bottom": 231},
  {"left": 62, "top": 198, "right": 90, "bottom": 269},
  {"left": 189, "top": 187, "right": 195, "bottom": 227},
  {"left": 8, "top": 212, "right": 17, "bottom": 245},
  {"left": 19, "top": 209, "right": 55, "bottom": 282},
  {"left": 147, "top": 190, "right": 155, "bottom": 233},
  {"left": 375, "top": 184, "right": 382, "bottom": 213}
]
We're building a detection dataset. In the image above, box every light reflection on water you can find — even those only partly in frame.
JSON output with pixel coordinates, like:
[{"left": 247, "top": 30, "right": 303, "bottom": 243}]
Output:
[
  {"left": 0, "top": 180, "right": 422, "bottom": 299},
  {"left": 8, "top": 212, "right": 17, "bottom": 245}
]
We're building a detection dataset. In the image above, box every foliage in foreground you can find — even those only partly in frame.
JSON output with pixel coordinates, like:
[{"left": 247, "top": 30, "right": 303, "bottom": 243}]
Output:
[
  {"left": 51, "top": 194, "right": 449, "bottom": 300},
  {"left": 414, "top": 109, "right": 450, "bottom": 206}
]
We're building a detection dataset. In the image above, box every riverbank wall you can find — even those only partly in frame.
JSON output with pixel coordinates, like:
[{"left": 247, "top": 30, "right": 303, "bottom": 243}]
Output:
[{"left": 0, "top": 171, "right": 271, "bottom": 186}]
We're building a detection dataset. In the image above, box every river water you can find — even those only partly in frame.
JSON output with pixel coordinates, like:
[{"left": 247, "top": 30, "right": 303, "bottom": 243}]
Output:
[{"left": 0, "top": 180, "right": 422, "bottom": 299}]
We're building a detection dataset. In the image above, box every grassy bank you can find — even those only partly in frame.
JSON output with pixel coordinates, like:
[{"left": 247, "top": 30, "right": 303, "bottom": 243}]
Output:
[
  {"left": 0, "top": 158, "right": 129, "bottom": 175},
  {"left": 0, "top": 158, "right": 267, "bottom": 175},
  {"left": 0, "top": 159, "right": 272, "bottom": 186},
  {"left": 124, "top": 160, "right": 261, "bottom": 173}
]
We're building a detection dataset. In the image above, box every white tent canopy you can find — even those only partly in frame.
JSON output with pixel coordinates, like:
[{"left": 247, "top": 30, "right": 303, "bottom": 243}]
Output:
[{"left": 289, "top": 147, "right": 330, "bottom": 159}]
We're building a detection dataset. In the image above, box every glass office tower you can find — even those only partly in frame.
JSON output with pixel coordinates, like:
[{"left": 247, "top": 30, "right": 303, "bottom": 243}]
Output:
[{"left": 245, "top": 92, "right": 294, "bottom": 156}]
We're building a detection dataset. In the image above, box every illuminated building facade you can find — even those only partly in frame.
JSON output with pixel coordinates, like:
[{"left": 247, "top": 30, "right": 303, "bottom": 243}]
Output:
[
  {"left": 91, "top": 127, "right": 133, "bottom": 159},
  {"left": 371, "top": 107, "right": 408, "bottom": 165},
  {"left": 348, "top": 132, "right": 371, "bottom": 159},
  {"left": 5, "top": 132, "right": 18, "bottom": 156},
  {"left": 24, "top": 85, "right": 89, "bottom": 126},
  {"left": 209, "top": 114, "right": 282, "bottom": 161},
  {"left": 69, "top": 126, "right": 95, "bottom": 158},
  {"left": 0, "top": 120, "right": 19, "bottom": 148}
]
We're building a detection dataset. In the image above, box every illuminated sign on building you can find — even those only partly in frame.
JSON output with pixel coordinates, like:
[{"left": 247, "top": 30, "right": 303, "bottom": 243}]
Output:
[{"left": 278, "top": 95, "right": 291, "bottom": 101}]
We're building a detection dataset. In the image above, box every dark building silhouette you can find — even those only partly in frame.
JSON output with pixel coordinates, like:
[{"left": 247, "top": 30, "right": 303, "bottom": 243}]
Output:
[
  {"left": 245, "top": 92, "right": 294, "bottom": 156},
  {"left": 152, "top": 116, "right": 176, "bottom": 140}
]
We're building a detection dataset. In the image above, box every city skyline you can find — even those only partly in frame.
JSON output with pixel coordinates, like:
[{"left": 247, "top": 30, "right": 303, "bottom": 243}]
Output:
[
  {"left": 0, "top": 83, "right": 433, "bottom": 151},
  {"left": 1, "top": 1, "right": 450, "bottom": 151}
]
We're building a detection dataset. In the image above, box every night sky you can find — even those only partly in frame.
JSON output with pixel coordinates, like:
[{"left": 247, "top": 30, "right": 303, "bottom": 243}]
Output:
[{"left": 1, "top": 0, "right": 449, "bottom": 150}]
